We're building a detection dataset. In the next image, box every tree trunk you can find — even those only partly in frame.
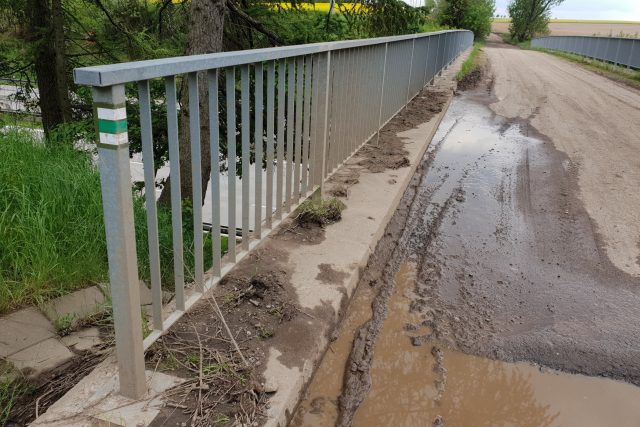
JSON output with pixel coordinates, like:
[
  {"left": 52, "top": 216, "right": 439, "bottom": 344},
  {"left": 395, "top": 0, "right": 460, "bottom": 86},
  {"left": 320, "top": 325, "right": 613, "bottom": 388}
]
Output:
[
  {"left": 28, "top": 0, "right": 72, "bottom": 138},
  {"left": 158, "top": 0, "right": 225, "bottom": 208}
]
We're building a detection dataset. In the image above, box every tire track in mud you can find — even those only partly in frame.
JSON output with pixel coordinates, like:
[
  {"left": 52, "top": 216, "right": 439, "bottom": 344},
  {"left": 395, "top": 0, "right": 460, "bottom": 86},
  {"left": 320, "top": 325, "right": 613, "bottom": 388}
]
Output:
[{"left": 336, "top": 119, "right": 465, "bottom": 426}]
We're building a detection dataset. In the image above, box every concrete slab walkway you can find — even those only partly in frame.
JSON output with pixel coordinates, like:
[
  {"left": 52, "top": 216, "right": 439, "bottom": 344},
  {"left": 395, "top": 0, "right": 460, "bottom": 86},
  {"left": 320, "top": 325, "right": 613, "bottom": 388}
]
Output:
[{"left": 0, "top": 286, "right": 106, "bottom": 377}]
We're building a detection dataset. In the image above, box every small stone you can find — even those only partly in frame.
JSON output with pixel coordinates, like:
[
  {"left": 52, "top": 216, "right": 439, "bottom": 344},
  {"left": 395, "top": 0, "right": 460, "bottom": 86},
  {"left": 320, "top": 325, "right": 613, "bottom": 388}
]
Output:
[
  {"left": 61, "top": 327, "right": 102, "bottom": 351},
  {"left": 263, "top": 377, "right": 278, "bottom": 393},
  {"left": 249, "top": 299, "right": 261, "bottom": 307}
]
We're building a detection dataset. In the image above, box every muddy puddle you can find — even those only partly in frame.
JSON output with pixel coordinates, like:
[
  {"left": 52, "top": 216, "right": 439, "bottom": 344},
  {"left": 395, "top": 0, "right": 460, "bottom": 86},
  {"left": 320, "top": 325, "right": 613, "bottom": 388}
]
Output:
[
  {"left": 293, "top": 88, "right": 640, "bottom": 426},
  {"left": 356, "top": 262, "right": 640, "bottom": 427},
  {"left": 295, "top": 261, "right": 640, "bottom": 427}
]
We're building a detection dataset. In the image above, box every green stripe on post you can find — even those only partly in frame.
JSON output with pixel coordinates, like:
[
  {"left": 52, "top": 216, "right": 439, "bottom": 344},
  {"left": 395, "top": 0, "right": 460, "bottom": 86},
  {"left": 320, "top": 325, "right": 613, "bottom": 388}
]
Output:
[{"left": 98, "top": 119, "right": 128, "bottom": 134}]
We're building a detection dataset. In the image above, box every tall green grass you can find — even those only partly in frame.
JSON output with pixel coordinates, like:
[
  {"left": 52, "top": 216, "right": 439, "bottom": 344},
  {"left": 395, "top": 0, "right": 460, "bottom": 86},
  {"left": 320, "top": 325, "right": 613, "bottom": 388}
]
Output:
[
  {"left": 0, "top": 130, "right": 226, "bottom": 314},
  {"left": 0, "top": 131, "right": 108, "bottom": 311}
]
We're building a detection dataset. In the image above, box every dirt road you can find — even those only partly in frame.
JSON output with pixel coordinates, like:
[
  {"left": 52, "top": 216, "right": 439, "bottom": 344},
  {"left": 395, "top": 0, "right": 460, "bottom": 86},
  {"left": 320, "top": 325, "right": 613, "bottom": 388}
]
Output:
[
  {"left": 293, "top": 38, "right": 640, "bottom": 426},
  {"left": 487, "top": 34, "right": 640, "bottom": 277}
]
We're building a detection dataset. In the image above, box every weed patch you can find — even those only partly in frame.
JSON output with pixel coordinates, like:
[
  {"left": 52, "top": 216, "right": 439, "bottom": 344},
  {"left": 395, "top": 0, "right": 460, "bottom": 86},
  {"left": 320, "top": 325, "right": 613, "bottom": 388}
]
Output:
[{"left": 456, "top": 41, "right": 485, "bottom": 84}]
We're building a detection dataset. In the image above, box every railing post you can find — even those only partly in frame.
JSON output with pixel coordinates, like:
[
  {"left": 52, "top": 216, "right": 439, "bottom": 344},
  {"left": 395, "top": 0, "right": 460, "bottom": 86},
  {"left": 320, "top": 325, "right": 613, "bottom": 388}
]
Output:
[{"left": 92, "top": 84, "right": 146, "bottom": 399}]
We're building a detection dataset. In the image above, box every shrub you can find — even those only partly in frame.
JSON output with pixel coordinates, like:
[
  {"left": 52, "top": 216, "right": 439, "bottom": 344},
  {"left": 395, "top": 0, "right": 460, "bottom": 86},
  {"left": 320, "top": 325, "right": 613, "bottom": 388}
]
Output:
[{"left": 439, "top": 0, "right": 495, "bottom": 40}]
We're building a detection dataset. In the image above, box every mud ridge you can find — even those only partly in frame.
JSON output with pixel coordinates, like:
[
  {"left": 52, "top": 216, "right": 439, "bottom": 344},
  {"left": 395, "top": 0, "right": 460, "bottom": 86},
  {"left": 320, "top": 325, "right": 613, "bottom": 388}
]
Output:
[
  {"left": 335, "top": 136, "right": 460, "bottom": 426},
  {"left": 327, "top": 89, "right": 449, "bottom": 196}
]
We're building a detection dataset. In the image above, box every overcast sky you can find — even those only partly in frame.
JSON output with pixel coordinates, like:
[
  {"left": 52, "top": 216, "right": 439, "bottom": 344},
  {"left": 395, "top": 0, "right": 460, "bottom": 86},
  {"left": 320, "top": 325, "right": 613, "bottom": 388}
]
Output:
[{"left": 494, "top": 0, "right": 640, "bottom": 21}]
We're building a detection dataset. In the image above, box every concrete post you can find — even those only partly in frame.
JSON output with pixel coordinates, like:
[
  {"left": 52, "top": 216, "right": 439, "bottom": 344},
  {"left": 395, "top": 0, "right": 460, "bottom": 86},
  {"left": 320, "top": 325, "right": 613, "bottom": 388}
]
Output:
[{"left": 92, "top": 84, "right": 146, "bottom": 399}]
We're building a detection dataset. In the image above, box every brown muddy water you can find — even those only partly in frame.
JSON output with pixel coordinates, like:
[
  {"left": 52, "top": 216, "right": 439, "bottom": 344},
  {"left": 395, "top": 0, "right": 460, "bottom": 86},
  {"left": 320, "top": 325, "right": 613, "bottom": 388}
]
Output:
[{"left": 292, "top": 86, "right": 640, "bottom": 426}]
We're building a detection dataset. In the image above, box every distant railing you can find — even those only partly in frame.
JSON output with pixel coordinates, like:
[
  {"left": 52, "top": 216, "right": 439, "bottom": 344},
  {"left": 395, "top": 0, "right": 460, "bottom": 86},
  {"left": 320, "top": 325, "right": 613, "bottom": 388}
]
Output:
[
  {"left": 531, "top": 35, "right": 639, "bottom": 69},
  {"left": 74, "top": 29, "right": 473, "bottom": 398}
]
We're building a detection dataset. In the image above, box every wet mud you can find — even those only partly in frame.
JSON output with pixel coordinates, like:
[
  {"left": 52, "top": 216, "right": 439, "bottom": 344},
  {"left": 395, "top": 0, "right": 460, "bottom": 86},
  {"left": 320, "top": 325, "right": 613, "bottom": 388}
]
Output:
[
  {"left": 326, "top": 88, "right": 449, "bottom": 197},
  {"left": 353, "top": 261, "right": 640, "bottom": 427},
  {"left": 293, "top": 69, "right": 640, "bottom": 426}
]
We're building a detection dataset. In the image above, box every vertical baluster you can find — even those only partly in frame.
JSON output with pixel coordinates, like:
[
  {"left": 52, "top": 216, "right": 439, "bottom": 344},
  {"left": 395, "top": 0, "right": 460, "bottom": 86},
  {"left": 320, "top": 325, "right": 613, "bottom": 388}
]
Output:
[
  {"left": 318, "top": 51, "right": 331, "bottom": 190},
  {"left": 254, "top": 63, "right": 264, "bottom": 238},
  {"left": 138, "top": 80, "right": 163, "bottom": 329},
  {"left": 226, "top": 67, "right": 237, "bottom": 262},
  {"left": 294, "top": 57, "right": 304, "bottom": 202},
  {"left": 301, "top": 56, "right": 312, "bottom": 194},
  {"left": 241, "top": 65, "right": 250, "bottom": 251},
  {"left": 285, "top": 60, "right": 295, "bottom": 211},
  {"left": 276, "top": 59, "right": 285, "bottom": 218},
  {"left": 165, "top": 76, "right": 185, "bottom": 310},
  {"left": 266, "top": 61, "right": 275, "bottom": 227},
  {"left": 309, "top": 55, "right": 319, "bottom": 188},
  {"left": 188, "top": 72, "right": 204, "bottom": 292},
  {"left": 208, "top": 70, "right": 221, "bottom": 277},
  {"left": 376, "top": 43, "right": 388, "bottom": 144}
]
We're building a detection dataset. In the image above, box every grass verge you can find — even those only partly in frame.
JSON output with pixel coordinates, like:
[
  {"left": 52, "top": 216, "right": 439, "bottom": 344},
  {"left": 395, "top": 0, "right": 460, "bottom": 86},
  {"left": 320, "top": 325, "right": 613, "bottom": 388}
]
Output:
[
  {"left": 456, "top": 41, "right": 485, "bottom": 82},
  {"left": 0, "top": 129, "right": 227, "bottom": 314}
]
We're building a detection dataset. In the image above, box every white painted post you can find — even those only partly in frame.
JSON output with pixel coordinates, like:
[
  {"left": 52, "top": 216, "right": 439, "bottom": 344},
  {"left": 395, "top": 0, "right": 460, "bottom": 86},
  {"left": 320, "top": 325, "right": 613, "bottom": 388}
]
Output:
[{"left": 92, "top": 84, "right": 146, "bottom": 399}]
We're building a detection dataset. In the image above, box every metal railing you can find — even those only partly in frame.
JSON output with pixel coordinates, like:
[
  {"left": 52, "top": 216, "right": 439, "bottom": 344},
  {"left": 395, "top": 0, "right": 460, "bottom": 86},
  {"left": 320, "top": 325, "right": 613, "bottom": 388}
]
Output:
[
  {"left": 532, "top": 35, "right": 640, "bottom": 69},
  {"left": 74, "top": 29, "right": 473, "bottom": 398}
]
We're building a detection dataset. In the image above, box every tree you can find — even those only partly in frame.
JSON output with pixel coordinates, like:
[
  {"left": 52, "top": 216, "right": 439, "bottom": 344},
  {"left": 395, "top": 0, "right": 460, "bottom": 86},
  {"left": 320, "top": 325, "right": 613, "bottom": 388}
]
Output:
[
  {"left": 439, "top": 0, "right": 495, "bottom": 40},
  {"left": 27, "top": 0, "right": 72, "bottom": 137},
  {"left": 507, "top": 0, "right": 563, "bottom": 41},
  {"left": 158, "top": 0, "right": 225, "bottom": 207}
]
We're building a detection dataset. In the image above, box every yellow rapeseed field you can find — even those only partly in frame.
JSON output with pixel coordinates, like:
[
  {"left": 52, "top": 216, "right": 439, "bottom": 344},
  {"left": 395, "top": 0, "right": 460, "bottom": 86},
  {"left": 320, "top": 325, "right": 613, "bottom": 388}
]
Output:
[{"left": 269, "top": 2, "right": 367, "bottom": 13}]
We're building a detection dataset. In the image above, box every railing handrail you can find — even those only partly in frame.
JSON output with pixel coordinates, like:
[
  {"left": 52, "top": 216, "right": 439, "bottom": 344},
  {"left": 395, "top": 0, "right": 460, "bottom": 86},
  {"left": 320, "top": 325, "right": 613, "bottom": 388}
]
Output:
[{"left": 73, "top": 30, "right": 469, "bottom": 86}]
